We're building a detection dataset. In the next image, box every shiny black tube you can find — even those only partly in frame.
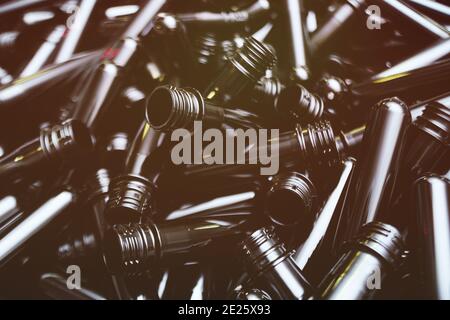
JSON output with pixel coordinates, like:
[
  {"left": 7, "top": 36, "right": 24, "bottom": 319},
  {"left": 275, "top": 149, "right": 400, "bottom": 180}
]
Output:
[
  {"left": 0, "top": 0, "right": 51, "bottom": 16},
  {"left": 414, "top": 175, "right": 450, "bottom": 300},
  {"left": 318, "top": 39, "right": 450, "bottom": 103},
  {"left": 19, "top": 25, "right": 66, "bottom": 78},
  {"left": 334, "top": 97, "right": 411, "bottom": 246},
  {"left": 310, "top": 0, "right": 366, "bottom": 53},
  {"left": 0, "top": 189, "right": 76, "bottom": 267},
  {"left": 146, "top": 85, "right": 269, "bottom": 131},
  {"left": 400, "top": 100, "right": 450, "bottom": 193},
  {"left": 371, "top": 38, "right": 450, "bottom": 80},
  {"left": 0, "top": 51, "right": 102, "bottom": 109},
  {"left": 408, "top": 0, "right": 450, "bottom": 19},
  {"left": 182, "top": 120, "right": 350, "bottom": 178},
  {"left": 153, "top": 14, "right": 195, "bottom": 80},
  {"left": 0, "top": 196, "right": 20, "bottom": 227},
  {"left": 240, "top": 227, "right": 313, "bottom": 300},
  {"left": 351, "top": 58, "right": 450, "bottom": 98},
  {"left": 72, "top": 0, "right": 167, "bottom": 130},
  {"left": 104, "top": 216, "right": 249, "bottom": 275},
  {"left": 204, "top": 37, "right": 276, "bottom": 104},
  {"left": 319, "top": 222, "right": 405, "bottom": 300},
  {"left": 280, "top": 0, "right": 310, "bottom": 82},
  {"left": 175, "top": 0, "right": 270, "bottom": 27},
  {"left": 275, "top": 83, "right": 324, "bottom": 123},
  {"left": 105, "top": 122, "right": 164, "bottom": 223},
  {"left": 374, "top": 0, "right": 449, "bottom": 40},
  {"left": 0, "top": 120, "right": 93, "bottom": 183},
  {"left": 294, "top": 158, "right": 356, "bottom": 284},
  {"left": 55, "top": 0, "right": 97, "bottom": 63}
]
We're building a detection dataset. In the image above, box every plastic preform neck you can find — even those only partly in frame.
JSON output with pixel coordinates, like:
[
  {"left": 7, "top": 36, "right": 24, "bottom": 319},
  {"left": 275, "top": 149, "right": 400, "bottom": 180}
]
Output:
[
  {"left": 241, "top": 227, "right": 290, "bottom": 277},
  {"left": 414, "top": 102, "right": 450, "bottom": 145},
  {"left": 266, "top": 172, "right": 317, "bottom": 226},
  {"left": 254, "top": 76, "right": 283, "bottom": 104},
  {"left": 40, "top": 119, "right": 93, "bottom": 162},
  {"left": 146, "top": 85, "right": 204, "bottom": 131},
  {"left": 229, "top": 37, "right": 276, "bottom": 82},
  {"left": 295, "top": 121, "right": 340, "bottom": 167},
  {"left": 194, "top": 32, "right": 219, "bottom": 64},
  {"left": 106, "top": 223, "right": 160, "bottom": 275},
  {"left": 86, "top": 168, "right": 110, "bottom": 202},
  {"left": 106, "top": 174, "right": 155, "bottom": 216},
  {"left": 277, "top": 84, "right": 324, "bottom": 122},
  {"left": 352, "top": 221, "right": 405, "bottom": 269}
]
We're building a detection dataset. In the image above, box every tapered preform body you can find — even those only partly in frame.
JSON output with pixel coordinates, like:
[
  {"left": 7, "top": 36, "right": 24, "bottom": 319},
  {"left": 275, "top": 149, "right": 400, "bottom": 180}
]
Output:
[
  {"left": 55, "top": 0, "right": 97, "bottom": 63},
  {"left": 0, "top": 51, "right": 101, "bottom": 108},
  {"left": 0, "top": 181, "right": 44, "bottom": 235},
  {"left": 318, "top": 40, "right": 450, "bottom": 106},
  {"left": 104, "top": 216, "right": 248, "bottom": 275},
  {"left": 280, "top": 0, "right": 310, "bottom": 82},
  {"left": 335, "top": 98, "right": 411, "bottom": 245},
  {"left": 85, "top": 168, "right": 111, "bottom": 241},
  {"left": 396, "top": 101, "right": 450, "bottom": 199},
  {"left": 0, "top": 120, "right": 93, "bottom": 183},
  {"left": 153, "top": 14, "right": 195, "bottom": 80},
  {"left": 320, "top": 222, "right": 405, "bottom": 300},
  {"left": 240, "top": 227, "right": 313, "bottom": 300},
  {"left": 408, "top": 0, "right": 450, "bottom": 20},
  {"left": 105, "top": 123, "right": 164, "bottom": 223},
  {"left": 164, "top": 189, "right": 258, "bottom": 221},
  {"left": 0, "top": 0, "right": 52, "bottom": 16},
  {"left": 72, "top": 0, "right": 167, "bottom": 130},
  {"left": 294, "top": 158, "right": 356, "bottom": 284},
  {"left": 414, "top": 175, "right": 450, "bottom": 300},
  {"left": 310, "top": 0, "right": 366, "bottom": 53},
  {"left": 371, "top": 38, "right": 450, "bottom": 81},
  {"left": 265, "top": 172, "right": 317, "bottom": 226},
  {"left": 373, "top": 0, "right": 449, "bottom": 40},
  {"left": 0, "top": 190, "right": 76, "bottom": 267},
  {"left": 204, "top": 37, "right": 276, "bottom": 104},
  {"left": 175, "top": 0, "right": 270, "bottom": 27},
  {"left": 19, "top": 25, "right": 66, "bottom": 78},
  {"left": 351, "top": 58, "right": 450, "bottom": 99}
]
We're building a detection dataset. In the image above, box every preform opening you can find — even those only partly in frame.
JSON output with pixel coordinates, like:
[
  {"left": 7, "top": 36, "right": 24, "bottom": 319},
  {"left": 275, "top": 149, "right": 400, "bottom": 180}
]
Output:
[
  {"left": 266, "top": 188, "right": 307, "bottom": 226},
  {"left": 147, "top": 87, "right": 173, "bottom": 129}
]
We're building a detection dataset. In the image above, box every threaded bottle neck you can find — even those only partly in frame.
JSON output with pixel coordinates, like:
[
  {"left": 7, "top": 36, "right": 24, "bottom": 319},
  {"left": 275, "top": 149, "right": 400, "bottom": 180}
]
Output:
[
  {"left": 40, "top": 120, "right": 93, "bottom": 162},
  {"left": 105, "top": 223, "right": 160, "bottom": 275},
  {"left": 229, "top": 37, "right": 276, "bottom": 82},
  {"left": 277, "top": 84, "right": 324, "bottom": 122},
  {"left": 295, "top": 121, "right": 340, "bottom": 167},
  {"left": 352, "top": 221, "right": 405, "bottom": 269},
  {"left": 414, "top": 102, "right": 450, "bottom": 145},
  {"left": 266, "top": 172, "right": 317, "bottom": 226},
  {"left": 254, "top": 76, "right": 283, "bottom": 105},
  {"left": 241, "top": 227, "right": 290, "bottom": 277},
  {"left": 194, "top": 32, "right": 220, "bottom": 65},
  {"left": 146, "top": 85, "right": 204, "bottom": 130},
  {"left": 85, "top": 168, "right": 110, "bottom": 202},
  {"left": 106, "top": 174, "right": 155, "bottom": 223}
]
